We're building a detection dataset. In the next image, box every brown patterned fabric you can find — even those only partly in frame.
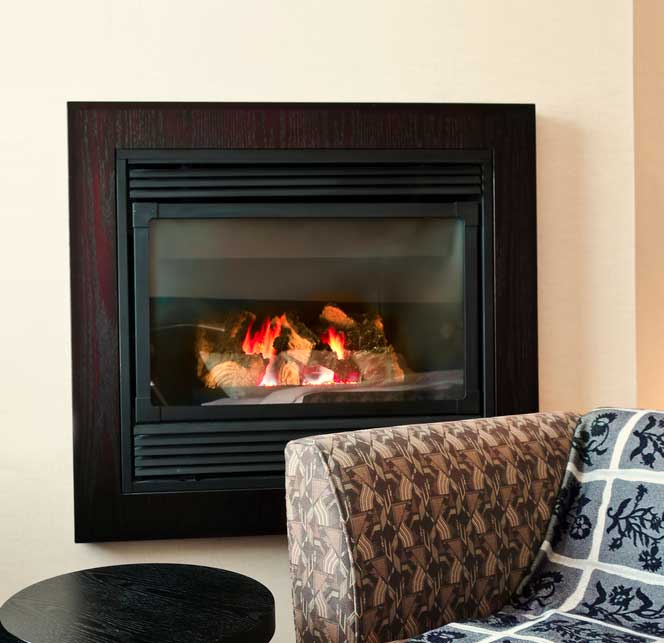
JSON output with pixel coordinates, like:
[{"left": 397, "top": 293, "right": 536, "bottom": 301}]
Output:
[{"left": 286, "top": 412, "right": 579, "bottom": 643}]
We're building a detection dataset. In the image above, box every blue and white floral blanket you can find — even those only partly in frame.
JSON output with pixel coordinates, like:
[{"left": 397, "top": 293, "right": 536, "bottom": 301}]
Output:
[{"left": 413, "top": 408, "right": 664, "bottom": 643}]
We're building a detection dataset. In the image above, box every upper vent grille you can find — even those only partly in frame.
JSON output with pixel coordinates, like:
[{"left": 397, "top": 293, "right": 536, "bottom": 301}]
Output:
[{"left": 128, "top": 162, "right": 483, "bottom": 200}]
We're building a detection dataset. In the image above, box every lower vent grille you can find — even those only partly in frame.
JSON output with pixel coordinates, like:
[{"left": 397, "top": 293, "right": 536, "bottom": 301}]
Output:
[{"left": 133, "top": 426, "right": 324, "bottom": 485}]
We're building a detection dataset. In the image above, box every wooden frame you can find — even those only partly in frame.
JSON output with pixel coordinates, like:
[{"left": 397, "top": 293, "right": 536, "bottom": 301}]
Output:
[{"left": 68, "top": 102, "right": 538, "bottom": 542}]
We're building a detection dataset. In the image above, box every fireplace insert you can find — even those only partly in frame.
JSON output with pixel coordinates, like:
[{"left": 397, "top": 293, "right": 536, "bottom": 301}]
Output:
[{"left": 117, "top": 149, "right": 493, "bottom": 493}]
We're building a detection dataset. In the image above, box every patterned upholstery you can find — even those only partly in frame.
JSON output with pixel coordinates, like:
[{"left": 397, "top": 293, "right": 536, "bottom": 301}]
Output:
[
  {"left": 286, "top": 412, "right": 579, "bottom": 643},
  {"left": 402, "top": 408, "right": 664, "bottom": 642}
]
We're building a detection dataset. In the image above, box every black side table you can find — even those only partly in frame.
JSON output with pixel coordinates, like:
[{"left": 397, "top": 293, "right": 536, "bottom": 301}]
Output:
[{"left": 0, "top": 564, "right": 275, "bottom": 643}]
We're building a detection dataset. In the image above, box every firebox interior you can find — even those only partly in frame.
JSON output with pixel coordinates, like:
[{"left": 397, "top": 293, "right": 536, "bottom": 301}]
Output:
[{"left": 148, "top": 216, "right": 466, "bottom": 407}]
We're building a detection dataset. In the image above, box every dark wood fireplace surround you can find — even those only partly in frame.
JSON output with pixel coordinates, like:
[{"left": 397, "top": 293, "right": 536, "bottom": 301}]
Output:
[{"left": 69, "top": 102, "right": 537, "bottom": 542}]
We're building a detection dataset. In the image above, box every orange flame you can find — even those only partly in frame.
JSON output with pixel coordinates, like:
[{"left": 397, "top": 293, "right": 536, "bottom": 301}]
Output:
[
  {"left": 242, "top": 315, "right": 286, "bottom": 359},
  {"left": 321, "top": 326, "right": 347, "bottom": 360}
]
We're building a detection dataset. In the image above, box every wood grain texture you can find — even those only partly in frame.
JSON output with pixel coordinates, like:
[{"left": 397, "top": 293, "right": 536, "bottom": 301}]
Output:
[
  {"left": 0, "top": 564, "right": 275, "bottom": 643},
  {"left": 68, "top": 102, "right": 538, "bottom": 542}
]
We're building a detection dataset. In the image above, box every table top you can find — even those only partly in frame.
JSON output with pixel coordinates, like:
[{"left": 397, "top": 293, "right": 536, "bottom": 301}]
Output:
[{"left": 0, "top": 564, "right": 275, "bottom": 643}]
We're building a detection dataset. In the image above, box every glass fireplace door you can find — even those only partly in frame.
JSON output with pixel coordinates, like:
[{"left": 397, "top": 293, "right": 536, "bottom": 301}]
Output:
[{"left": 132, "top": 202, "right": 480, "bottom": 422}]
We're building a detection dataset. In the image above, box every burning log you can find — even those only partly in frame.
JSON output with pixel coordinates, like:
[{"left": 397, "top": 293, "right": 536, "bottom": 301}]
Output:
[
  {"left": 262, "top": 351, "right": 302, "bottom": 386},
  {"left": 272, "top": 317, "right": 316, "bottom": 365},
  {"left": 307, "top": 349, "right": 339, "bottom": 372},
  {"left": 305, "top": 351, "right": 340, "bottom": 385},
  {"left": 320, "top": 304, "right": 388, "bottom": 352},
  {"left": 320, "top": 304, "right": 356, "bottom": 330},
  {"left": 276, "top": 353, "right": 301, "bottom": 386},
  {"left": 201, "top": 352, "right": 266, "bottom": 398},
  {"left": 195, "top": 311, "right": 256, "bottom": 378},
  {"left": 306, "top": 350, "right": 360, "bottom": 385},
  {"left": 353, "top": 348, "right": 405, "bottom": 385},
  {"left": 345, "top": 315, "right": 389, "bottom": 352},
  {"left": 335, "top": 359, "right": 361, "bottom": 384}
]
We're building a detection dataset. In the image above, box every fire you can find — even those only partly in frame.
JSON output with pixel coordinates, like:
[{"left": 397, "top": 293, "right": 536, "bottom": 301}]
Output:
[
  {"left": 241, "top": 315, "right": 360, "bottom": 388},
  {"left": 321, "top": 326, "right": 347, "bottom": 360},
  {"left": 242, "top": 315, "right": 286, "bottom": 359}
]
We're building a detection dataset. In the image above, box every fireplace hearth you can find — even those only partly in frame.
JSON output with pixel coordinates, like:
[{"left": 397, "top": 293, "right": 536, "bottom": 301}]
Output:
[{"left": 69, "top": 103, "right": 537, "bottom": 541}]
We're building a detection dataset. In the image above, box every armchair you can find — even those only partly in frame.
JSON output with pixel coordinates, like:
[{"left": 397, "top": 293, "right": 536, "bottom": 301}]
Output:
[{"left": 285, "top": 412, "right": 578, "bottom": 643}]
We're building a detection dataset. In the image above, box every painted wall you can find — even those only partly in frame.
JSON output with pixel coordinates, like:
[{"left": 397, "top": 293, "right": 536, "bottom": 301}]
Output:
[
  {"left": 0, "top": 2, "right": 635, "bottom": 641},
  {"left": 635, "top": 0, "right": 664, "bottom": 408}
]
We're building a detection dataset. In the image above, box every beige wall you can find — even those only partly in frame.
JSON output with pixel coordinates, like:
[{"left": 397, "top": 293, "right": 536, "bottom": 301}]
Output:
[
  {"left": 635, "top": 0, "right": 664, "bottom": 408},
  {"left": 0, "top": 2, "right": 635, "bottom": 641}
]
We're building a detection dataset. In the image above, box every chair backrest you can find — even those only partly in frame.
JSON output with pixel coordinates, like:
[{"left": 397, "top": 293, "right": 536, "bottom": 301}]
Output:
[{"left": 286, "top": 412, "right": 579, "bottom": 643}]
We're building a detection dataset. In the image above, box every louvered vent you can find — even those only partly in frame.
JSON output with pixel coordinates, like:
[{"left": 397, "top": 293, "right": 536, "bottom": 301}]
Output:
[
  {"left": 134, "top": 425, "right": 326, "bottom": 484},
  {"left": 128, "top": 162, "right": 482, "bottom": 200}
]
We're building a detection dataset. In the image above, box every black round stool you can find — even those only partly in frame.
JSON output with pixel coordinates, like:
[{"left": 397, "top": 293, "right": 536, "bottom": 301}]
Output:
[{"left": 0, "top": 564, "right": 275, "bottom": 643}]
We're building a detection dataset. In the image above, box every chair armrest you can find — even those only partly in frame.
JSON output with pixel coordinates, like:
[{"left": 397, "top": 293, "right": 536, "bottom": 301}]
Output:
[{"left": 286, "top": 412, "right": 578, "bottom": 643}]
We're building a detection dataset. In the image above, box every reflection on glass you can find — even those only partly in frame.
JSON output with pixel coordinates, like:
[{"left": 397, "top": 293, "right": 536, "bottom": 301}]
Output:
[{"left": 148, "top": 216, "right": 465, "bottom": 406}]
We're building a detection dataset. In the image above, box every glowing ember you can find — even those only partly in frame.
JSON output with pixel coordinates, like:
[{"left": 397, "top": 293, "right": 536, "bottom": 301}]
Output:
[
  {"left": 260, "top": 359, "right": 280, "bottom": 387},
  {"left": 303, "top": 365, "right": 335, "bottom": 386},
  {"left": 321, "top": 326, "right": 347, "bottom": 360},
  {"left": 242, "top": 315, "right": 286, "bottom": 359},
  {"left": 303, "top": 365, "right": 360, "bottom": 386},
  {"left": 334, "top": 370, "right": 360, "bottom": 384}
]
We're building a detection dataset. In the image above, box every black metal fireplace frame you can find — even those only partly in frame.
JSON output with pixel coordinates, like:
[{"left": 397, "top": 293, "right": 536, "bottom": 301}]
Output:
[{"left": 116, "top": 149, "right": 494, "bottom": 494}]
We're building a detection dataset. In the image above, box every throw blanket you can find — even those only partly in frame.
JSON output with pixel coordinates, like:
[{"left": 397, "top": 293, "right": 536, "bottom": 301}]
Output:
[{"left": 409, "top": 408, "right": 664, "bottom": 643}]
